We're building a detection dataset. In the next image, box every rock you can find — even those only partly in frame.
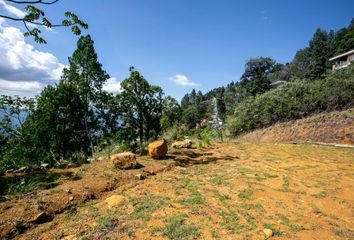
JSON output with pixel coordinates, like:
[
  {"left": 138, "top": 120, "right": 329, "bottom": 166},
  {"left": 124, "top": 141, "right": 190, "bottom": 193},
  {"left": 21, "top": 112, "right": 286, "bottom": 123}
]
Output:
[
  {"left": 263, "top": 228, "right": 273, "bottom": 238},
  {"left": 40, "top": 163, "right": 49, "bottom": 169},
  {"left": 69, "top": 196, "right": 74, "bottom": 201},
  {"left": 104, "top": 195, "right": 125, "bottom": 208},
  {"left": 171, "top": 139, "right": 193, "bottom": 149},
  {"left": 67, "top": 162, "right": 79, "bottom": 168},
  {"left": 111, "top": 152, "right": 137, "bottom": 169},
  {"left": 148, "top": 140, "right": 168, "bottom": 159},
  {"left": 135, "top": 173, "right": 146, "bottom": 180},
  {"left": 97, "top": 156, "right": 105, "bottom": 161},
  {"left": 29, "top": 212, "right": 53, "bottom": 224}
]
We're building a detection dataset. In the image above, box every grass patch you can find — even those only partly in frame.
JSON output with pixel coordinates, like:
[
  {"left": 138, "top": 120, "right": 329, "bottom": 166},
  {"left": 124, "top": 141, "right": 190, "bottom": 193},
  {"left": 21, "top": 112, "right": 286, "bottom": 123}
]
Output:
[
  {"left": 311, "top": 190, "right": 327, "bottom": 198},
  {"left": 210, "top": 229, "right": 219, "bottom": 238},
  {"left": 129, "top": 194, "right": 167, "bottom": 221},
  {"left": 163, "top": 214, "right": 199, "bottom": 240},
  {"left": 276, "top": 214, "right": 303, "bottom": 231},
  {"left": 213, "top": 176, "right": 223, "bottom": 185},
  {"left": 263, "top": 223, "right": 282, "bottom": 236},
  {"left": 219, "top": 210, "right": 242, "bottom": 233},
  {"left": 332, "top": 227, "right": 344, "bottom": 236},
  {"left": 238, "top": 188, "right": 253, "bottom": 200},
  {"left": 92, "top": 210, "right": 119, "bottom": 232},
  {"left": 311, "top": 203, "right": 326, "bottom": 216},
  {"left": 176, "top": 178, "right": 204, "bottom": 208},
  {"left": 282, "top": 177, "right": 289, "bottom": 191}
]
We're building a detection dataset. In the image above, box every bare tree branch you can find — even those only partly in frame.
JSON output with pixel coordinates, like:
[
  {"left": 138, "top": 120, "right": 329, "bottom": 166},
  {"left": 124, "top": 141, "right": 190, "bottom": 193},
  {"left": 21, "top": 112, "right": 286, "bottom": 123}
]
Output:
[{"left": 5, "top": 0, "right": 59, "bottom": 5}]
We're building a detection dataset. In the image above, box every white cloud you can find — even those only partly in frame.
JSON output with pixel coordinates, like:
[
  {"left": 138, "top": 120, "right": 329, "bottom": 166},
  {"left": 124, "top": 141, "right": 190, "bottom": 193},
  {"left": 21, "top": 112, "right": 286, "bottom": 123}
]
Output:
[
  {"left": 0, "top": 21, "right": 66, "bottom": 97},
  {"left": 0, "top": 0, "right": 25, "bottom": 18},
  {"left": 169, "top": 74, "right": 198, "bottom": 87},
  {"left": 103, "top": 77, "right": 121, "bottom": 94}
]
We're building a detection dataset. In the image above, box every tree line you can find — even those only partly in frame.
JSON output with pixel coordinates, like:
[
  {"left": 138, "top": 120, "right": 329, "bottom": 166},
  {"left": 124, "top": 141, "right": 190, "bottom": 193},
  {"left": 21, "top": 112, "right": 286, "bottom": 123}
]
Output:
[
  {"left": 179, "top": 19, "right": 354, "bottom": 127},
  {"left": 0, "top": 35, "right": 180, "bottom": 172},
  {"left": 0, "top": 19, "right": 353, "bottom": 173}
]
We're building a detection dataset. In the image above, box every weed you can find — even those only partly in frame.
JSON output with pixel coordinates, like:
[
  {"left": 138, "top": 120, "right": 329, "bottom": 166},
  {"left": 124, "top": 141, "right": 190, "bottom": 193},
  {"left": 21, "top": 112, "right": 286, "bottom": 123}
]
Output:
[
  {"left": 93, "top": 211, "right": 118, "bottom": 232},
  {"left": 311, "top": 190, "right": 327, "bottom": 198},
  {"left": 129, "top": 195, "right": 167, "bottom": 221},
  {"left": 163, "top": 214, "right": 199, "bottom": 240},
  {"left": 211, "top": 228, "right": 219, "bottom": 238},
  {"left": 213, "top": 176, "right": 223, "bottom": 185},
  {"left": 263, "top": 223, "right": 282, "bottom": 236},
  {"left": 332, "top": 227, "right": 344, "bottom": 236},
  {"left": 276, "top": 214, "right": 303, "bottom": 231},
  {"left": 282, "top": 177, "right": 289, "bottom": 191},
  {"left": 219, "top": 210, "right": 242, "bottom": 233},
  {"left": 238, "top": 188, "right": 253, "bottom": 200},
  {"left": 311, "top": 203, "right": 326, "bottom": 216}
]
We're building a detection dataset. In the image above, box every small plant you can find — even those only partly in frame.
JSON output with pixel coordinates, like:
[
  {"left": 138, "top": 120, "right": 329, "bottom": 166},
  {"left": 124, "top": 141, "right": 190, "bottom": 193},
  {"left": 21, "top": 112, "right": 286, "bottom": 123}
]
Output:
[
  {"left": 238, "top": 188, "right": 253, "bottom": 200},
  {"left": 129, "top": 195, "right": 167, "bottom": 221},
  {"left": 311, "top": 203, "right": 326, "bottom": 216},
  {"left": 93, "top": 210, "right": 118, "bottom": 232},
  {"left": 163, "top": 214, "right": 199, "bottom": 240},
  {"left": 219, "top": 210, "right": 242, "bottom": 233},
  {"left": 263, "top": 223, "right": 282, "bottom": 236},
  {"left": 276, "top": 214, "right": 303, "bottom": 231}
]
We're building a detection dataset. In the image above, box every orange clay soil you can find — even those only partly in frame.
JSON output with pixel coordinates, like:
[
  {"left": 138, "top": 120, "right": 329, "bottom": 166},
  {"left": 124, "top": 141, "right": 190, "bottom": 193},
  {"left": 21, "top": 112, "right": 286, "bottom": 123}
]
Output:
[{"left": 1, "top": 141, "right": 353, "bottom": 240}]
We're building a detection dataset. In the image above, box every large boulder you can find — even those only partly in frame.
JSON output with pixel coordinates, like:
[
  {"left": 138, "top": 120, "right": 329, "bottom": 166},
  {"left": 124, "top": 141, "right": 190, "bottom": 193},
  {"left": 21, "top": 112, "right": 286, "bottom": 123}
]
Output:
[
  {"left": 171, "top": 139, "right": 193, "bottom": 149},
  {"left": 111, "top": 152, "right": 137, "bottom": 169},
  {"left": 148, "top": 140, "right": 168, "bottom": 159}
]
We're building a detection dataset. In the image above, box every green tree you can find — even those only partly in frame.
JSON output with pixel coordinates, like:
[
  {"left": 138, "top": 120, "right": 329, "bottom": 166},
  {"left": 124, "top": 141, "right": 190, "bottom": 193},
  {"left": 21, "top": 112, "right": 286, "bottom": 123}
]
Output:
[
  {"left": 0, "top": 83, "right": 87, "bottom": 171},
  {"left": 160, "top": 96, "right": 181, "bottom": 130},
  {"left": 61, "top": 35, "right": 110, "bottom": 154},
  {"left": 120, "top": 67, "right": 164, "bottom": 144},
  {"left": 332, "top": 18, "right": 354, "bottom": 55},
  {"left": 240, "top": 57, "right": 277, "bottom": 96},
  {"left": 307, "top": 28, "right": 332, "bottom": 80},
  {"left": 0, "top": 0, "right": 88, "bottom": 44}
]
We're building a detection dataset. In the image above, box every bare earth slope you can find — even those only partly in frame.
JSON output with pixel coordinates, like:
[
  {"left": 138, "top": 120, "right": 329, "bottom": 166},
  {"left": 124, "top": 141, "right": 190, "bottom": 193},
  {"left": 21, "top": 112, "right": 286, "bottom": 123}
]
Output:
[
  {"left": 0, "top": 142, "right": 351, "bottom": 240},
  {"left": 237, "top": 109, "right": 354, "bottom": 145},
  {"left": 1, "top": 110, "right": 353, "bottom": 239}
]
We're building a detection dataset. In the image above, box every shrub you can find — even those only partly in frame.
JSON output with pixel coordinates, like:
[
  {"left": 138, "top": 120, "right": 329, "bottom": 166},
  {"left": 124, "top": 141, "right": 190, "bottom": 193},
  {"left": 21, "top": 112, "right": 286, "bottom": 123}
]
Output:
[{"left": 227, "top": 66, "right": 354, "bottom": 136}]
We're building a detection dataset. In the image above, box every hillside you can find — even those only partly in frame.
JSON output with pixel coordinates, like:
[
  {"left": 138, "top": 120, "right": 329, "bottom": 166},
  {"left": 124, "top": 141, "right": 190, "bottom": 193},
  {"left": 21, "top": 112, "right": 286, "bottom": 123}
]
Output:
[
  {"left": 236, "top": 109, "right": 354, "bottom": 145},
  {"left": 1, "top": 111, "right": 354, "bottom": 239}
]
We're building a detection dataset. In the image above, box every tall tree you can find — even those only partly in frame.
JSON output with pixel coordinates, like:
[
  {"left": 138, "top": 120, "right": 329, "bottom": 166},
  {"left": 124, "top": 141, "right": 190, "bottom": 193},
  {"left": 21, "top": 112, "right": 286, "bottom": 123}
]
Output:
[
  {"left": 307, "top": 28, "right": 332, "bottom": 80},
  {"left": 120, "top": 67, "right": 164, "bottom": 144},
  {"left": 240, "top": 57, "right": 276, "bottom": 96},
  {"left": 61, "top": 35, "right": 110, "bottom": 154}
]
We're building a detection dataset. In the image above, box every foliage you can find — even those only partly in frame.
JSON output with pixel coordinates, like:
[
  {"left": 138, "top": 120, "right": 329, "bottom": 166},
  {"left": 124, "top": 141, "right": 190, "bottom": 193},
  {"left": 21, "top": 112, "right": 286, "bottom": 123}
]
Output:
[
  {"left": 290, "top": 19, "right": 354, "bottom": 80},
  {"left": 0, "top": 83, "right": 88, "bottom": 171},
  {"left": 163, "top": 214, "right": 199, "bottom": 240},
  {"left": 227, "top": 66, "right": 354, "bottom": 136},
  {"left": 0, "top": 0, "right": 88, "bottom": 44},
  {"left": 119, "top": 67, "right": 165, "bottom": 144},
  {"left": 240, "top": 57, "right": 277, "bottom": 96},
  {"left": 61, "top": 34, "right": 110, "bottom": 155}
]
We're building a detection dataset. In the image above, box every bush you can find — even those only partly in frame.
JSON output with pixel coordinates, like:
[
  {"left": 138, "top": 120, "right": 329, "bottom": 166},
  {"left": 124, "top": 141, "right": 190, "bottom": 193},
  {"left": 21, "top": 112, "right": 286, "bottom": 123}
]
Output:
[{"left": 227, "top": 66, "right": 354, "bottom": 136}]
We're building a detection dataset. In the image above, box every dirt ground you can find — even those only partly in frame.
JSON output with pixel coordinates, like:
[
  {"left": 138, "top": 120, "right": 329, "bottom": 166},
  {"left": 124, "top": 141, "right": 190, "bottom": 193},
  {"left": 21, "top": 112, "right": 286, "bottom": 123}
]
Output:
[{"left": 1, "top": 141, "right": 353, "bottom": 240}]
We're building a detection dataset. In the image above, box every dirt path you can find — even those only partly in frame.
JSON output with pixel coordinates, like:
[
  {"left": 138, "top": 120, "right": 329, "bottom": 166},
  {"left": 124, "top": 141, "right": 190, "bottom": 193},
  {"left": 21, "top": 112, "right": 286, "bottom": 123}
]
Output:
[{"left": 2, "top": 142, "right": 354, "bottom": 240}]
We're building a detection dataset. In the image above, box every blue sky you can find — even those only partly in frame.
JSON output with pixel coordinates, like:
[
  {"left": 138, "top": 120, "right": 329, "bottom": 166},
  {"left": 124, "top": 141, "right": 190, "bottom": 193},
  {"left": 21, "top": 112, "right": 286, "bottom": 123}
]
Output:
[{"left": 0, "top": 0, "right": 353, "bottom": 100}]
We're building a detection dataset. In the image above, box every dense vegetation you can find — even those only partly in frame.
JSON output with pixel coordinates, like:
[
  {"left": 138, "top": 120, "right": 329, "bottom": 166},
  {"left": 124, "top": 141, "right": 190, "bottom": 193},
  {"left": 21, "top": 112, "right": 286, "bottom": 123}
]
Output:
[
  {"left": 227, "top": 66, "right": 354, "bottom": 135},
  {"left": 0, "top": 35, "right": 180, "bottom": 172},
  {"left": 0, "top": 19, "right": 353, "bottom": 173},
  {"left": 180, "top": 19, "right": 354, "bottom": 126}
]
